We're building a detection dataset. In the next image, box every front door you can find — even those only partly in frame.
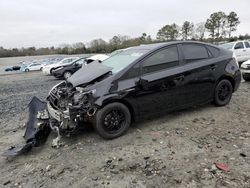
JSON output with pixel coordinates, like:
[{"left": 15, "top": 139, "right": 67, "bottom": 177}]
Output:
[{"left": 133, "top": 45, "right": 196, "bottom": 118}]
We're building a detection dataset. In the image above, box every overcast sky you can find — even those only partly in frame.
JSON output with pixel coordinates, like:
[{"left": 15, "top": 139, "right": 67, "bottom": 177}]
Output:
[{"left": 0, "top": 0, "right": 249, "bottom": 48}]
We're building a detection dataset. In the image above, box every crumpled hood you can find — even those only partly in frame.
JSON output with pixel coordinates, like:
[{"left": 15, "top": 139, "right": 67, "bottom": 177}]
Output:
[{"left": 67, "top": 61, "right": 112, "bottom": 87}]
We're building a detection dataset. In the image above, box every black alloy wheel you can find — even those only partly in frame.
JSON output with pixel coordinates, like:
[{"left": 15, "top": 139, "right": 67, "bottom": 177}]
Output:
[
  {"left": 214, "top": 79, "right": 233, "bottom": 106},
  {"left": 94, "top": 103, "right": 131, "bottom": 139}
]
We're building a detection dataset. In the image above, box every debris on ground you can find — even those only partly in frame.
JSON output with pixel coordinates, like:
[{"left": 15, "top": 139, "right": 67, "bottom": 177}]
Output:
[{"left": 214, "top": 163, "right": 230, "bottom": 172}]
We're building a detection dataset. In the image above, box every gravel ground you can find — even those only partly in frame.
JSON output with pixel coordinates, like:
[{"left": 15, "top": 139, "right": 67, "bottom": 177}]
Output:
[{"left": 0, "top": 71, "right": 250, "bottom": 188}]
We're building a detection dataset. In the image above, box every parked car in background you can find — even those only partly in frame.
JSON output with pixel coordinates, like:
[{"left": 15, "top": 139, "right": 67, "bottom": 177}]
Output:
[
  {"left": 52, "top": 54, "right": 109, "bottom": 79},
  {"left": 52, "top": 58, "right": 86, "bottom": 79},
  {"left": 85, "top": 54, "right": 109, "bottom": 64},
  {"left": 220, "top": 41, "right": 250, "bottom": 64},
  {"left": 47, "top": 41, "right": 241, "bottom": 139},
  {"left": 4, "top": 66, "right": 21, "bottom": 72},
  {"left": 241, "top": 59, "right": 250, "bottom": 81},
  {"left": 22, "top": 63, "right": 43, "bottom": 72},
  {"left": 42, "top": 57, "right": 79, "bottom": 75}
]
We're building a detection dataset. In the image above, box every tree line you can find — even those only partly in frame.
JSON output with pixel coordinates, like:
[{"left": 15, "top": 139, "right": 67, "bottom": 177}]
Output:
[{"left": 0, "top": 11, "right": 249, "bottom": 58}]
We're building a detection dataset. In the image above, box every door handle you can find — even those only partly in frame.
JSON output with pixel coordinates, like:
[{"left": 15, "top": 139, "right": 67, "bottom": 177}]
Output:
[
  {"left": 210, "top": 64, "right": 217, "bottom": 70},
  {"left": 174, "top": 75, "right": 184, "bottom": 81},
  {"left": 243, "top": 50, "right": 246, "bottom": 52}
]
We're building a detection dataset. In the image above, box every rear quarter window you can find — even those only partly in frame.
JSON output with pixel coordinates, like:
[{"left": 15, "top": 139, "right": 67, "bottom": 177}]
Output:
[
  {"left": 207, "top": 46, "right": 220, "bottom": 57},
  {"left": 182, "top": 44, "right": 209, "bottom": 63}
]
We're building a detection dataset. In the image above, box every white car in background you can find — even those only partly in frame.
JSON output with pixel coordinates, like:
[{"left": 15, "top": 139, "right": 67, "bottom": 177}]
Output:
[
  {"left": 42, "top": 57, "right": 79, "bottom": 75},
  {"left": 23, "top": 63, "right": 43, "bottom": 72},
  {"left": 241, "top": 59, "right": 250, "bottom": 81},
  {"left": 220, "top": 41, "right": 250, "bottom": 63},
  {"left": 85, "top": 54, "right": 109, "bottom": 64}
]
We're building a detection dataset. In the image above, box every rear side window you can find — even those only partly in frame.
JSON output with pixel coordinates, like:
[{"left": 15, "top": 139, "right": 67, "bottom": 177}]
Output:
[
  {"left": 142, "top": 46, "right": 179, "bottom": 74},
  {"left": 244, "top": 42, "right": 250, "bottom": 48},
  {"left": 234, "top": 42, "right": 244, "bottom": 49},
  {"left": 207, "top": 46, "right": 220, "bottom": 57},
  {"left": 182, "top": 44, "right": 209, "bottom": 63}
]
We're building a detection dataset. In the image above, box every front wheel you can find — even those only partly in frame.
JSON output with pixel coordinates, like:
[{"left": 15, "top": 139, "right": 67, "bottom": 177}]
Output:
[
  {"left": 214, "top": 79, "right": 233, "bottom": 106},
  {"left": 63, "top": 71, "right": 72, "bottom": 79},
  {"left": 50, "top": 68, "right": 55, "bottom": 74},
  {"left": 25, "top": 68, "right": 29, "bottom": 72},
  {"left": 94, "top": 103, "right": 131, "bottom": 139}
]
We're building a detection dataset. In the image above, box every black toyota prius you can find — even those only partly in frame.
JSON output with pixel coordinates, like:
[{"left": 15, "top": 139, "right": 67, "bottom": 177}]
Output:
[{"left": 46, "top": 41, "right": 241, "bottom": 139}]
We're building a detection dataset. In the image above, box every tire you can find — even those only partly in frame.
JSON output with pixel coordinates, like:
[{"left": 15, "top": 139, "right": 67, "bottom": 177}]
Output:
[
  {"left": 50, "top": 68, "right": 55, "bottom": 74},
  {"left": 63, "top": 71, "right": 72, "bottom": 79},
  {"left": 243, "top": 74, "right": 250, "bottom": 81},
  {"left": 214, "top": 79, "right": 233, "bottom": 106},
  {"left": 25, "top": 68, "right": 29, "bottom": 72},
  {"left": 94, "top": 102, "right": 131, "bottom": 139}
]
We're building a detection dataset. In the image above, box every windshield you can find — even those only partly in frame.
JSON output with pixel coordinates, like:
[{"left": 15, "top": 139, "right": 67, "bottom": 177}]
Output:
[
  {"left": 219, "top": 42, "right": 234, "bottom": 50},
  {"left": 102, "top": 49, "right": 149, "bottom": 73}
]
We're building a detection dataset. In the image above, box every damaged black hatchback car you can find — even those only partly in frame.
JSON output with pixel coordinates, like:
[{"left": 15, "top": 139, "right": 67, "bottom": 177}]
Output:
[{"left": 47, "top": 41, "right": 241, "bottom": 139}]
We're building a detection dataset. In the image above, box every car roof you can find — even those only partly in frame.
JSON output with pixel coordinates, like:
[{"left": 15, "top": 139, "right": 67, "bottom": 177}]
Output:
[{"left": 128, "top": 41, "right": 218, "bottom": 51}]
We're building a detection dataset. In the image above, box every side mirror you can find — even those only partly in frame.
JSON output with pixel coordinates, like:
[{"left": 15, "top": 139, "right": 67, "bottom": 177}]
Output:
[{"left": 137, "top": 78, "right": 149, "bottom": 90}]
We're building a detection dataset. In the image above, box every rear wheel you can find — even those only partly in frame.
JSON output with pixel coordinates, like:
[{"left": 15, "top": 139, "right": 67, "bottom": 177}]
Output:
[
  {"left": 214, "top": 79, "right": 233, "bottom": 106},
  {"left": 63, "top": 71, "right": 72, "bottom": 79},
  {"left": 94, "top": 103, "right": 131, "bottom": 139}
]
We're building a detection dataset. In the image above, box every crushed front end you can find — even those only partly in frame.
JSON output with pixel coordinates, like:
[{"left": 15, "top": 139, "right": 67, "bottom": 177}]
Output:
[{"left": 47, "top": 81, "right": 97, "bottom": 135}]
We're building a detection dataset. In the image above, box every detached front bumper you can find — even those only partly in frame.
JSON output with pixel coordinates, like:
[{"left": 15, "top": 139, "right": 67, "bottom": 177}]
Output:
[{"left": 3, "top": 97, "right": 51, "bottom": 156}]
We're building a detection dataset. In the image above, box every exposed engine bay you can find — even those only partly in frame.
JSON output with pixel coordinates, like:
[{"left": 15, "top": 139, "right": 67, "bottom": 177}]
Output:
[{"left": 47, "top": 81, "right": 97, "bottom": 134}]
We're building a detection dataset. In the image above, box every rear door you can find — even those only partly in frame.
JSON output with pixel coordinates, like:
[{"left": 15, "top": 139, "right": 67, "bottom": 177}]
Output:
[{"left": 180, "top": 43, "right": 216, "bottom": 104}]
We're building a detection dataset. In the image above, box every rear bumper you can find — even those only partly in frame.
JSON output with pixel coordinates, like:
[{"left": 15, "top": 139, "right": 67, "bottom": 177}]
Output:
[{"left": 43, "top": 68, "right": 51, "bottom": 75}]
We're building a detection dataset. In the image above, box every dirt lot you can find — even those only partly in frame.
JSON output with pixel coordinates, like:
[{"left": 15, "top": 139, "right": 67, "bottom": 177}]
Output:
[{"left": 0, "top": 71, "right": 250, "bottom": 188}]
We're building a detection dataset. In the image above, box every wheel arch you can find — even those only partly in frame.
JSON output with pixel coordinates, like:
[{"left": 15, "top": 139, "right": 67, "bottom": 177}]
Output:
[
  {"left": 63, "top": 70, "right": 73, "bottom": 74},
  {"left": 101, "top": 99, "right": 136, "bottom": 122},
  {"left": 216, "top": 75, "right": 235, "bottom": 92}
]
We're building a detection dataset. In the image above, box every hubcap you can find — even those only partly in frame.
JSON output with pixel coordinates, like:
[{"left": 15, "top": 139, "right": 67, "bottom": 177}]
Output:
[
  {"left": 103, "top": 109, "right": 125, "bottom": 133},
  {"left": 218, "top": 84, "right": 230, "bottom": 101},
  {"left": 64, "top": 72, "right": 72, "bottom": 79}
]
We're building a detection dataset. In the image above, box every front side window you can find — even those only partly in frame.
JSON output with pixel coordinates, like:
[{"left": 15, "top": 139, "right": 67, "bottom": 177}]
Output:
[
  {"left": 234, "top": 42, "right": 244, "bottom": 49},
  {"left": 142, "top": 46, "right": 179, "bottom": 74},
  {"left": 182, "top": 44, "right": 209, "bottom": 63}
]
